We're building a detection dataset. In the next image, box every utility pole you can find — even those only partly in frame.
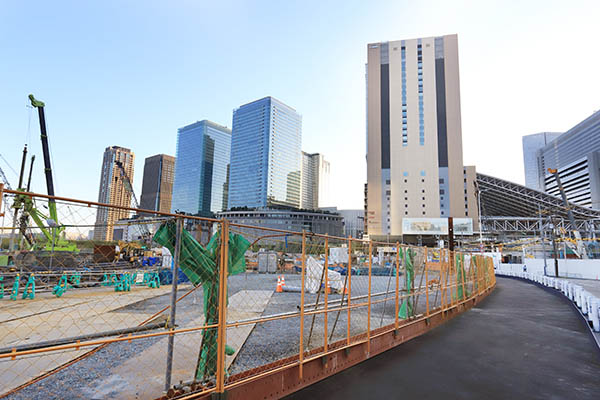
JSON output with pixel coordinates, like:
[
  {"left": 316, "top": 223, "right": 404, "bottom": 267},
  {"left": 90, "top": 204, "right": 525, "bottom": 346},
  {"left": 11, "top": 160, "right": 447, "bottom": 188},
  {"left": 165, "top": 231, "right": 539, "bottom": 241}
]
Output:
[
  {"left": 538, "top": 205, "right": 548, "bottom": 276},
  {"left": 551, "top": 220, "right": 559, "bottom": 277}
]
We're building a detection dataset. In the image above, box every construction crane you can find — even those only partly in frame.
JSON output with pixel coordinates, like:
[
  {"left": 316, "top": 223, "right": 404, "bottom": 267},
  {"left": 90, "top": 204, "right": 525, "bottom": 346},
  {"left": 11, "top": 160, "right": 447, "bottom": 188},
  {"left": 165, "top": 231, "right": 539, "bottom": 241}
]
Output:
[
  {"left": 548, "top": 168, "right": 588, "bottom": 259},
  {"left": 114, "top": 159, "right": 151, "bottom": 241}
]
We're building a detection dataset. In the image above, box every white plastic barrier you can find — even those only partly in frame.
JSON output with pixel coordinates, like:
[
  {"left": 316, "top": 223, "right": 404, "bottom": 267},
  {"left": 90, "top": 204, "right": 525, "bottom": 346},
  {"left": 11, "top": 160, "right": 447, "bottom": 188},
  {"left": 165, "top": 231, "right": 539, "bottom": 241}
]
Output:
[{"left": 495, "top": 265, "right": 600, "bottom": 333}]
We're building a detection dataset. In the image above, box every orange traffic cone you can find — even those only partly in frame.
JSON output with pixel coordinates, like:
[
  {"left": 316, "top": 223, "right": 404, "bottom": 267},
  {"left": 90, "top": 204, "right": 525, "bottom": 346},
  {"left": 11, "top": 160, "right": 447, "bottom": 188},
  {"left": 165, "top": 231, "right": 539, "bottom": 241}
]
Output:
[
  {"left": 280, "top": 275, "right": 286, "bottom": 288},
  {"left": 343, "top": 285, "right": 349, "bottom": 295},
  {"left": 276, "top": 276, "right": 283, "bottom": 293}
]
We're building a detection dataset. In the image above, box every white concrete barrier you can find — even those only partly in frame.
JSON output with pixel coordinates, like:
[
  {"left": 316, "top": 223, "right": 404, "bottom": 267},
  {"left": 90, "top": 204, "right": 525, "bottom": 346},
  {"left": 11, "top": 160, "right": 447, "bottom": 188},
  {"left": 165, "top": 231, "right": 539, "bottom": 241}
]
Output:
[
  {"left": 591, "top": 298, "right": 600, "bottom": 332},
  {"left": 495, "top": 265, "right": 600, "bottom": 333}
]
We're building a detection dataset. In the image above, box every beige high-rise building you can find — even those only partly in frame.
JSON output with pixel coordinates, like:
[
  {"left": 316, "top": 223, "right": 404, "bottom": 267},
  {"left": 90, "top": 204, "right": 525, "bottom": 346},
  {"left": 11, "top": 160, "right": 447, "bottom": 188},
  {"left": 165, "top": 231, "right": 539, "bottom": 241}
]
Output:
[
  {"left": 301, "top": 152, "right": 331, "bottom": 210},
  {"left": 93, "top": 146, "right": 135, "bottom": 241},
  {"left": 366, "top": 34, "right": 478, "bottom": 238}
]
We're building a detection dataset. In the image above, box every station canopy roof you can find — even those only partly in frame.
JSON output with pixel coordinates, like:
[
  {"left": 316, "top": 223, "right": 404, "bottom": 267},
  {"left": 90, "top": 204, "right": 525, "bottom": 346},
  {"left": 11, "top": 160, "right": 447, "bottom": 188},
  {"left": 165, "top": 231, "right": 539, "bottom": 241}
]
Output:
[{"left": 476, "top": 173, "right": 600, "bottom": 220}]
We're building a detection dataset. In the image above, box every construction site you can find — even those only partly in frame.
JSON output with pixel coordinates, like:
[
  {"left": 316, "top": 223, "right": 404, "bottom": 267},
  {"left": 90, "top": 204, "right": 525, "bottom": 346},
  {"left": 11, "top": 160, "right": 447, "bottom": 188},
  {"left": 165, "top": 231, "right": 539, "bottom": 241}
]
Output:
[{"left": 1, "top": 94, "right": 600, "bottom": 399}]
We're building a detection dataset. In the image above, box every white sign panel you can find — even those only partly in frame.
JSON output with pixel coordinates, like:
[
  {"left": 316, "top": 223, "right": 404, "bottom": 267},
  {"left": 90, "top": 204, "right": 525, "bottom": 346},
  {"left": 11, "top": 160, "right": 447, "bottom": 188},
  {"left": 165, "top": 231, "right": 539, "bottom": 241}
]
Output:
[{"left": 402, "top": 218, "right": 473, "bottom": 235}]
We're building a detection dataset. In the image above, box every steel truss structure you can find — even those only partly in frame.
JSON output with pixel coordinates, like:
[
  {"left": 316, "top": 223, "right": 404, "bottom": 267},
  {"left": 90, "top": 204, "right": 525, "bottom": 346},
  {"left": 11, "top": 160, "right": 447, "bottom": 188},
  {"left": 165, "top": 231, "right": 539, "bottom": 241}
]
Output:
[{"left": 476, "top": 173, "right": 600, "bottom": 234}]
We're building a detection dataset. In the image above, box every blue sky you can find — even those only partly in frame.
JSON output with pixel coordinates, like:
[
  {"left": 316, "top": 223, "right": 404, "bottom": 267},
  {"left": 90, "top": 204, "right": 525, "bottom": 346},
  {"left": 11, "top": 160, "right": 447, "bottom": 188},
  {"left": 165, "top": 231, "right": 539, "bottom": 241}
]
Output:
[{"left": 1, "top": 0, "right": 599, "bottom": 209}]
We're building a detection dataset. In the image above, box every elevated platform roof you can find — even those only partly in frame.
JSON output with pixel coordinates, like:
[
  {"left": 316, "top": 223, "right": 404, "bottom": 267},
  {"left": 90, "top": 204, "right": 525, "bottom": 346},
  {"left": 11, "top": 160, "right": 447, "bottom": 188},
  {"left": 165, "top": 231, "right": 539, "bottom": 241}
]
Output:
[{"left": 477, "top": 172, "right": 600, "bottom": 220}]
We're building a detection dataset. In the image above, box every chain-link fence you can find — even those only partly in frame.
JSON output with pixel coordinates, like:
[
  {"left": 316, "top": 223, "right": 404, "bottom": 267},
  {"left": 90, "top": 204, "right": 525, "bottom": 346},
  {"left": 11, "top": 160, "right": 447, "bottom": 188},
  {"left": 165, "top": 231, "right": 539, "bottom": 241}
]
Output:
[{"left": 0, "top": 187, "right": 496, "bottom": 399}]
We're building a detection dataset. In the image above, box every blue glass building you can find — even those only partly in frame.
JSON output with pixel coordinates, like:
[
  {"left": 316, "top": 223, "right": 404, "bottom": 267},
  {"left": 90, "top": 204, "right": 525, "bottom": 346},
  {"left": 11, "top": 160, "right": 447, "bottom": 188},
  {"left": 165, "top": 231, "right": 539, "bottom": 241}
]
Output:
[
  {"left": 228, "top": 97, "right": 302, "bottom": 209},
  {"left": 171, "top": 120, "right": 231, "bottom": 215}
]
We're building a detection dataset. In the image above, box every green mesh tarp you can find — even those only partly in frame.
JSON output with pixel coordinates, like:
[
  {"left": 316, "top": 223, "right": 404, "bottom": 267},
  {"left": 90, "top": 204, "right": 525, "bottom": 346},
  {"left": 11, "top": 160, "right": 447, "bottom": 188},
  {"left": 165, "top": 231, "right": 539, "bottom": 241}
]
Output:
[
  {"left": 153, "top": 220, "right": 250, "bottom": 382},
  {"left": 398, "top": 248, "right": 414, "bottom": 319}
]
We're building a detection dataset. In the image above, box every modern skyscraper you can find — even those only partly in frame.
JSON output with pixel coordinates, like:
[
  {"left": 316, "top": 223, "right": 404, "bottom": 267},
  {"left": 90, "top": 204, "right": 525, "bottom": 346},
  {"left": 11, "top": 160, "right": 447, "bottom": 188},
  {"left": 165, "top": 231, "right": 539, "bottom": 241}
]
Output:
[
  {"left": 140, "top": 154, "right": 175, "bottom": 214},
  {"left": 228, "top": 97, "right": 302, "bottom": 209},
  {"left": 522, "top": 132, "right": 561, "bottom": 190},
  {"left": 536, "top": 111, "right": 600, "bottom": 209},
  {"left": 301, "top": 152, "right": 330, "bottom": 209},
  {"left": 366, "top": 34, "right": 478, "bottom": 238},
  {"left": 171, "top": 120, "right": 231, "bottom": 216},
  {"left": 93, "top": 146, "right": 135, "bottom": 241}
]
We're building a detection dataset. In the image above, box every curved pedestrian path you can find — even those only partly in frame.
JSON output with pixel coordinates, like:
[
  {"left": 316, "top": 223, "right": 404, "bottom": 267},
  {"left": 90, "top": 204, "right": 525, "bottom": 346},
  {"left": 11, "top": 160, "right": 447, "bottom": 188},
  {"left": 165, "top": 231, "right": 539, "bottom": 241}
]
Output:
[{"left": 287, "top": 277, "right": 600, "bottom": 400}]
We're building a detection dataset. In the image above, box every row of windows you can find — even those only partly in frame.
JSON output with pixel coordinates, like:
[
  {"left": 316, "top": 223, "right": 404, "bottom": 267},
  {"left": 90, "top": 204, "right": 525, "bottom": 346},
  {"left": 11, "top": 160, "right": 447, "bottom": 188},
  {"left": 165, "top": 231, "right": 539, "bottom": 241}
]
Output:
[
  {"left": 417, "top": 40, "right": 425, "bottom": 146},
  {"left": 401, "top": 46, "right": 408, "bottom": 146}
]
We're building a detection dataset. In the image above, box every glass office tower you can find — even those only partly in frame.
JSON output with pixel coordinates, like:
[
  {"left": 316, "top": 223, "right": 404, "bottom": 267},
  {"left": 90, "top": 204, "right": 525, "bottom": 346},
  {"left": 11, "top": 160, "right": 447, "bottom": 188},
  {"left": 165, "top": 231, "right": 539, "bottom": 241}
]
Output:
[
  {"left": 228, "top": 97, "right": 302, "bottom": 209},
  {"left": 171, "top": 120, "right": 231, "bottom": 216}
]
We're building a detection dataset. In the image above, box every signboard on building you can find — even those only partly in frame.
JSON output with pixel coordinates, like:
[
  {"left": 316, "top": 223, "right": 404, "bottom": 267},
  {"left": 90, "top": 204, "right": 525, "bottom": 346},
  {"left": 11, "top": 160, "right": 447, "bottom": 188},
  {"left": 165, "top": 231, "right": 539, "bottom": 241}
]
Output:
[{"left": 402, "top": 218, "right": 473, "bottom": 235}]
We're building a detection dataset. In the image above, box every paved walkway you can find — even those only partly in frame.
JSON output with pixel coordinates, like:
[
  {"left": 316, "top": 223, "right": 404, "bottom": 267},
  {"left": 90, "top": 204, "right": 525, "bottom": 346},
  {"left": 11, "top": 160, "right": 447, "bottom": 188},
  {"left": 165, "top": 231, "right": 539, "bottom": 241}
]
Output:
[{"left": 287, "top": 277, "right": 600, "bottom": 400}]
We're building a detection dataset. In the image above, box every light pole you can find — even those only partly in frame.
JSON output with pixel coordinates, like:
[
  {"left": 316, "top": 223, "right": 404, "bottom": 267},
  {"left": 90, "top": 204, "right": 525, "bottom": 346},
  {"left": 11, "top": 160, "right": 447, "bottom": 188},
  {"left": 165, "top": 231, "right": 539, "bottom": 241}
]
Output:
[{"left": 475, "top": 184, "right": 487, "bottom": 252}]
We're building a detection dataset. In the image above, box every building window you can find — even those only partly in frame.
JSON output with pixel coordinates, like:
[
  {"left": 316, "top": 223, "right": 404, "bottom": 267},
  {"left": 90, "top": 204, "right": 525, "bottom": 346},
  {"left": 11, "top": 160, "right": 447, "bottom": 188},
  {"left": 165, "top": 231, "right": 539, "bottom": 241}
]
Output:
[
  {"left": 420, "top": 170, "right": 426, "bottom": 176},
  {"left": 439, "top": 178, "right": 444, "bottom": 184},
  {"left": 401, "top": 45, "right": 408, "bottom": 146},
  {"left": 404, "top": 179, "right": 407, "bottom": 183},
  {"left": 405, "top": 197, "right": 408, "bottom": 200},
  {"left": 422, "top": 211, "right": 426, "bottom": 215},
  {"left": 440, "top": 189, "right": 445, "bottom": 194},
  {"left": 386, "top": 180, "right": 390, "bottom": 184},
  {"left": 405, "top": 211, "right": 408, "bottom": 215},
  {"left": 405, "top": 204, "right": 408, "bottom": 208}
]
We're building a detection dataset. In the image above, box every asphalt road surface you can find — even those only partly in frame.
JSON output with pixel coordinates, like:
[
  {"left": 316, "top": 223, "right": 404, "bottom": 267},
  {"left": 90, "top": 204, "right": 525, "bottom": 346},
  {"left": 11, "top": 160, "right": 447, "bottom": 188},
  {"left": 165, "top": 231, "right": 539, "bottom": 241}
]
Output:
[{"left": 287, "top": 277, "right": 600, "bottom": 400}]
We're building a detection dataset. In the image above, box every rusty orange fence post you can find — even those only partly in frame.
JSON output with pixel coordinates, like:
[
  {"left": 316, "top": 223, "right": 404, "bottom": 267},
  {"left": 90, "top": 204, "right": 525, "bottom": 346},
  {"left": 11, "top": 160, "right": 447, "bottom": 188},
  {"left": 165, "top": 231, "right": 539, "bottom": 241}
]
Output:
[
  {"left": 425, "top": 247, "right": 429, "bottom": 317},
  {"left": 215, "top": 219, "right": 229, "bottom": 394},
  {"left": 346, "top": 238, "right": 352, "bottom": 346},
  {"left": 299, "top": 231, "right": 306, "bottom": 379},
  {"left": 0, "top": 183, "right": 4, "bottom": 217},
  {"left": 441, "top": 249, "right": 446, "bottom": 311},
  {"left": 323, "top": 237, "right": 329, "bottom": 353},
  {"left": 367, "top": 240, "right": 372, "bottom": 354},
  {"left": 394, "top": 242, "right": 400, "bottom": 331}
]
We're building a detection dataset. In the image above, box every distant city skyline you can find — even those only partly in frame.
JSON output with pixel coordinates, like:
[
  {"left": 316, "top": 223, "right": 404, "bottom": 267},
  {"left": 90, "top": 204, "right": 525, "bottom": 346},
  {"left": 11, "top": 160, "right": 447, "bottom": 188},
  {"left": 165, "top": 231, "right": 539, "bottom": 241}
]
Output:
[{"left": 1, "top": 1, "right": 599, "bottom": 210}]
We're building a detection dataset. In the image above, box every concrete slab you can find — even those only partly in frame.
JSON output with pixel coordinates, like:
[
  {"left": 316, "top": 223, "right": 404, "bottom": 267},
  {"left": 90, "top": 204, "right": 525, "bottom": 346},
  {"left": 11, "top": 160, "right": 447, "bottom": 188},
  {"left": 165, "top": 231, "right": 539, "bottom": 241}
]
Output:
[
  {"left": 0, "top": 286, "right": 178, "bottom": 394},
  {"left": 83, "top": 290, "right": 273, "bottom": 399}
]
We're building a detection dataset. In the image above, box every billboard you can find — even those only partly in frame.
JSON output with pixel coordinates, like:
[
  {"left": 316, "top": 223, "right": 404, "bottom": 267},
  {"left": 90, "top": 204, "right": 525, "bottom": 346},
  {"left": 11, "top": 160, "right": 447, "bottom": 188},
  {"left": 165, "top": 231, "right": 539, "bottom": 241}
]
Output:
[{"left": 402, "top": 218, "right": 473, "bottom": 235}]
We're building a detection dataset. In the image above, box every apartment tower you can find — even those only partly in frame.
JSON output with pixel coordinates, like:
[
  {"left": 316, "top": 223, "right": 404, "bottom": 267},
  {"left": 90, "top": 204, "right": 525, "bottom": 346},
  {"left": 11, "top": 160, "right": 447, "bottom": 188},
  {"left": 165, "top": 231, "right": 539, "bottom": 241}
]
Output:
[{"left": 93, "top": 146, "right": 135, "bottom": 241}]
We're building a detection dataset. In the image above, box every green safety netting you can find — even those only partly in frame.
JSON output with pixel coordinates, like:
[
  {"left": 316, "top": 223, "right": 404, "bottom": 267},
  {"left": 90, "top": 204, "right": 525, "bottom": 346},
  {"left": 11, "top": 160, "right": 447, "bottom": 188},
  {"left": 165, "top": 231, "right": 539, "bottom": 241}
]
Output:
[
  {"left": 153, "top": 220, "right": 250, "bottom": 382},
  {"left": 398, "top": 248, "right": 414, "bottom": 319}
]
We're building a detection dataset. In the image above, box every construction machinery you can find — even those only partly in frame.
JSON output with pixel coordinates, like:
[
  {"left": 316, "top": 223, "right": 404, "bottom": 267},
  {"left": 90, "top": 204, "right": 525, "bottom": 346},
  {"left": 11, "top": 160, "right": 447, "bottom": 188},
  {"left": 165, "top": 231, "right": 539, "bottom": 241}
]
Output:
[
  {"left": 547, "top": 168, "right": 588, "bottom": 259},
  {"left": 11, "top": 95, "right": 78, "bottom": 252},
  {"left": 114, "top": 159, "right": 152, "bottom": 242}
]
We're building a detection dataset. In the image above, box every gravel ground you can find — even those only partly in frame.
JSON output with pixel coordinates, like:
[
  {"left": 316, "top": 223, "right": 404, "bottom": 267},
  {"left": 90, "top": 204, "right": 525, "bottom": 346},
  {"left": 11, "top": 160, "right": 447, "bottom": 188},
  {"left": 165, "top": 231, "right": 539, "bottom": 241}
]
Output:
[{"left": 6, "top": 270, "right": 458, "bottom": 399}]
